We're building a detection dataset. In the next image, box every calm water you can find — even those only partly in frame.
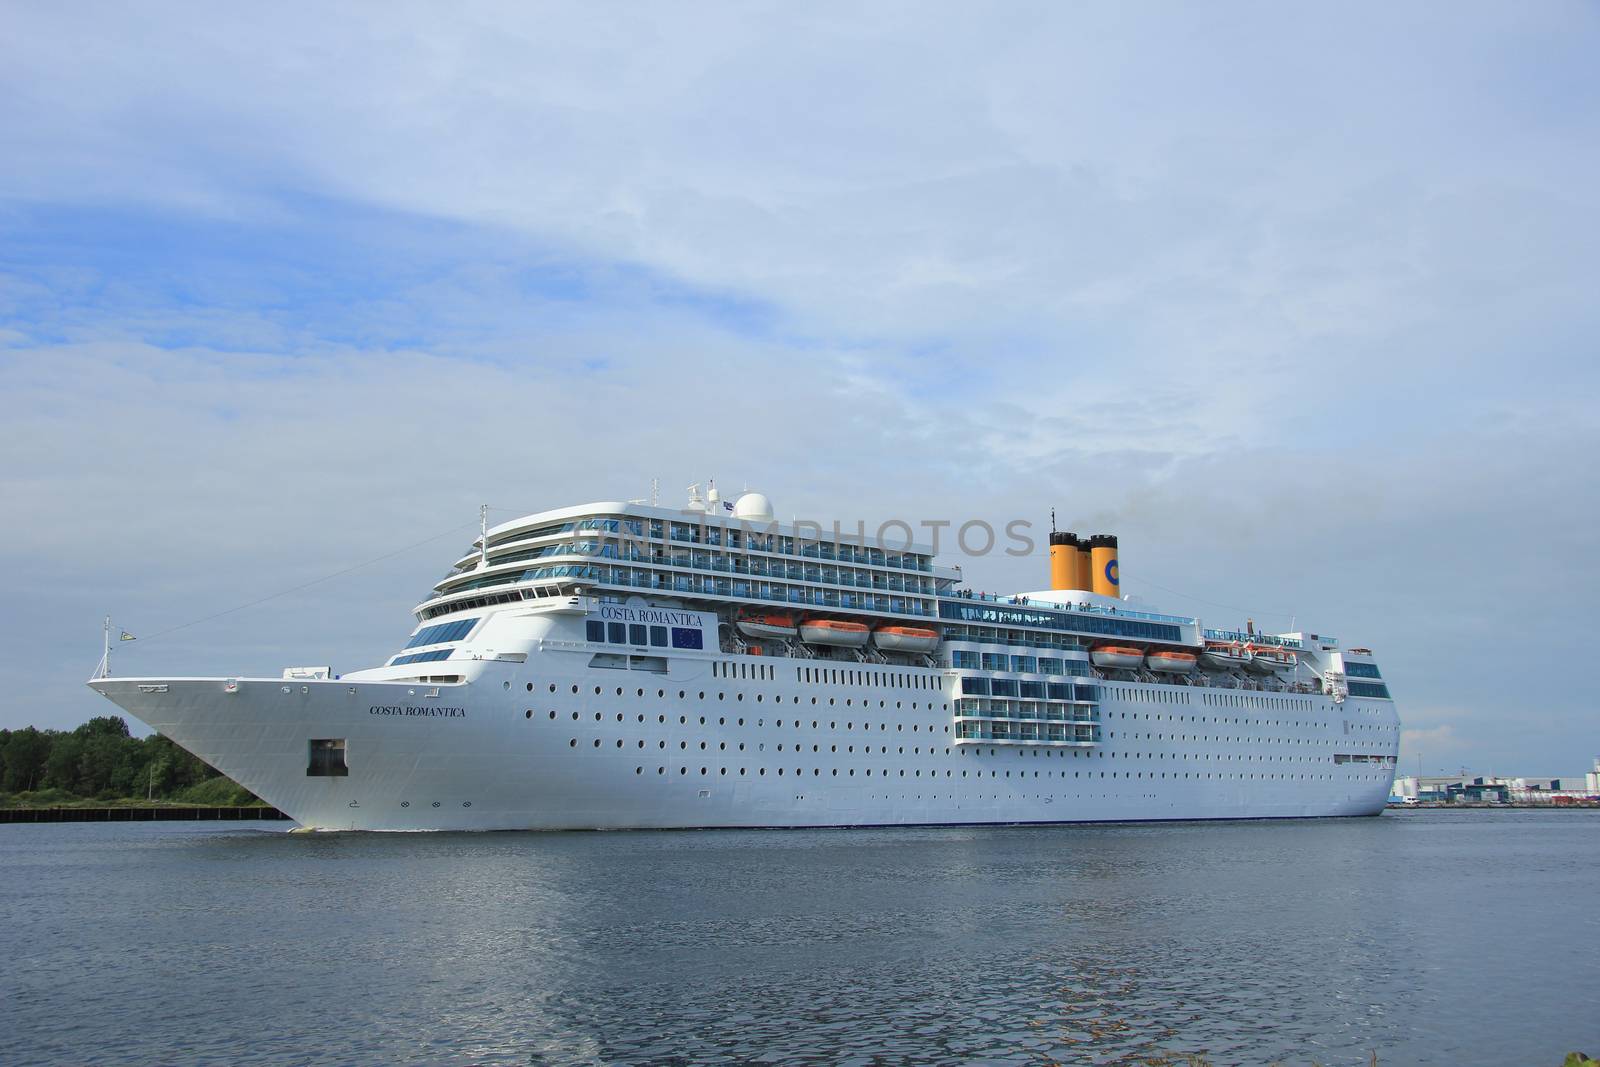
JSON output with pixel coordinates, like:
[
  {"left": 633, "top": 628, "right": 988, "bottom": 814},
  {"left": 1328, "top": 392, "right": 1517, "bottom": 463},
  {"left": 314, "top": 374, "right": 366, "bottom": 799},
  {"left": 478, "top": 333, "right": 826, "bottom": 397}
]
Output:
[{"left": 3, "top": 810, "right": 1596, "bottom": 1066}]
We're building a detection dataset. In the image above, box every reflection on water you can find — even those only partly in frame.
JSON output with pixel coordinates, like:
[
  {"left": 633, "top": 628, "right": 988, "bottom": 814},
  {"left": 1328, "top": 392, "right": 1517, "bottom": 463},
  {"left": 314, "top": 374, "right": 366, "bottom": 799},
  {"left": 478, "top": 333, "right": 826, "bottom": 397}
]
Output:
[{"left": 4, "top": 811, "right": 1597, "bottom": 1065}]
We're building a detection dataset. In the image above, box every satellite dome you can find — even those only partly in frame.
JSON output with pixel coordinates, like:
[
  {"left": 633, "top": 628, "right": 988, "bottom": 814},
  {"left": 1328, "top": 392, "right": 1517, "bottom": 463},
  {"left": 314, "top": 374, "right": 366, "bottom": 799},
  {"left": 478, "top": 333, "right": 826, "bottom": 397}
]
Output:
[{"left": 733, "top": 492, "right": 775, "bottom": 523}]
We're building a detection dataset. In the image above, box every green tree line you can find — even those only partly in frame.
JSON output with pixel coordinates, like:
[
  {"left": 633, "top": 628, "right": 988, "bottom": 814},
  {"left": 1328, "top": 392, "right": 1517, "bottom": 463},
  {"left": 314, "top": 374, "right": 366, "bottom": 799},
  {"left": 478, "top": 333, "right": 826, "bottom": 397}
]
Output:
[{"left": 0, "top": 716, "right": 262, "bottom": 806}]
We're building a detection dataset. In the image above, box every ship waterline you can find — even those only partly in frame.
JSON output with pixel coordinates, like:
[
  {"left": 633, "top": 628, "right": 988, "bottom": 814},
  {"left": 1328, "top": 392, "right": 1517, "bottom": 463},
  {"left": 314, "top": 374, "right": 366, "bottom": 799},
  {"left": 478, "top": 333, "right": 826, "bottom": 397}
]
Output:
[{"left": 90, "top": 490, "right": 1400, "bottom": 831}]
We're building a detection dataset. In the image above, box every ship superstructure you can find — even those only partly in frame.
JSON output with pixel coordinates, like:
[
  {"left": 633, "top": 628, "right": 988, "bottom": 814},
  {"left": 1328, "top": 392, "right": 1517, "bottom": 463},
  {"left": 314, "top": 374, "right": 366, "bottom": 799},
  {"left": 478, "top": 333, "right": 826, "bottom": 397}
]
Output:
[{"left": 89, "top": 487, "right": 1400, "bottom": 830}]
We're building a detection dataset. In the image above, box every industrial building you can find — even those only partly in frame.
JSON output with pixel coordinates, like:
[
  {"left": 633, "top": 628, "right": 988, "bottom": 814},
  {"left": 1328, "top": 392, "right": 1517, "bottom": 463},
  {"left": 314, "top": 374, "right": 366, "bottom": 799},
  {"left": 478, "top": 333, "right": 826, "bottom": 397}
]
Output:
[{"left": 1389, "top": 758, "right": 1600, "bottom": 804}]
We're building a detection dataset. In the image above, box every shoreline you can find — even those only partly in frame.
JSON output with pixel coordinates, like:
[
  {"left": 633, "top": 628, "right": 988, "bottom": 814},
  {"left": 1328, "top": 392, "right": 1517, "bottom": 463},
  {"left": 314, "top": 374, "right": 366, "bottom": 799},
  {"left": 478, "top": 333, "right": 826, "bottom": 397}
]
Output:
[{"left": 0, "top": 805, "right": 290, "bottom": 824}]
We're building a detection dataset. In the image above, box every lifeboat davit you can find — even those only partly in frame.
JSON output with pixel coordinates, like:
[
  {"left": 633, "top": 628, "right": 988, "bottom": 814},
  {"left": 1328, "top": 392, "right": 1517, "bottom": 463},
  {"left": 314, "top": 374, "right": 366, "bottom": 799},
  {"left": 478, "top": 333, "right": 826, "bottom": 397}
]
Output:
[
  {"left": 1146, "top": 650, "right": 1197, "bottom": 673},
  {"left": 872, "top": 625, "right": 939, "bottom": 653},
  {"left": 1200, "top": 641, "right": 1253, "bottom": 672},
  {"left": 798, "top": 618, "right": 871, "bottom": 648},
  {"left": 1090, "top": 644, "right": 1144, "bottom": 670},
  {"left": 1247, "top": 646, "right": 1297, "bottom": 673},
  {"left": 736, "top": 613, "right": 798, "bottom": 640}
]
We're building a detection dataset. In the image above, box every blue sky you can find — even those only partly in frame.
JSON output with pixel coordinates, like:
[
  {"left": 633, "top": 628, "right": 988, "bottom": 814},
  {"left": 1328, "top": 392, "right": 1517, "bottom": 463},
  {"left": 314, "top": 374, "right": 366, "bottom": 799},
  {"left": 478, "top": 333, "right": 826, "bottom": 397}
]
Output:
[{"left": 2, "top": 2, "right": 1598, "bottom": 776}]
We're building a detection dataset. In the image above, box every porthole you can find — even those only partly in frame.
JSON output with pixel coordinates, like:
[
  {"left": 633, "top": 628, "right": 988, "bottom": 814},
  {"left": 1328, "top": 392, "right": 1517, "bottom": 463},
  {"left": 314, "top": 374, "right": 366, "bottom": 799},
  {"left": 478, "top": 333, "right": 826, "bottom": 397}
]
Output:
[
  {"left": 571, "top": 685, "right": 578, "bottom": 694},
  {"left": 524, "top": 710, "right": 532, "bottom": 719},
  {"left": 463, "top": 801, "right": 471, "bottom": 808},
  {"left": 569, "top": 739, "right": 577, "bottom": 747},
  {"left": 431, "top": 801, "right": 441, "bottom": 808},
  {"left": 549, "top": 683, "right": 557, "bottom": 693},
  {"left": 400, "top": 801, "right": 410, "bottom": 808},
  {"left": 526, "top": 683, "right": 533, "bottom": 692}
]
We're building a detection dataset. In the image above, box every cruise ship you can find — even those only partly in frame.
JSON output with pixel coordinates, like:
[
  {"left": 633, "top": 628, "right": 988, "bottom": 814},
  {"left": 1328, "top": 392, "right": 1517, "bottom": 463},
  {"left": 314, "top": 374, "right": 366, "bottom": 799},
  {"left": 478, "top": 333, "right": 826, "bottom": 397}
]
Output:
[{"left": 88, "top": 486, "right": 1400, "bottom": 831}]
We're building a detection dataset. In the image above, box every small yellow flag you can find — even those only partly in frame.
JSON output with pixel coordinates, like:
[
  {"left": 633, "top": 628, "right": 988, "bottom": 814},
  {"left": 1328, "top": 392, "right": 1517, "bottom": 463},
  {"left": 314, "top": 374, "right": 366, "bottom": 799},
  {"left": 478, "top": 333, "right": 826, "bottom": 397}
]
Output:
[{"left": 119, "top": 631, "right": 137, "bottom": 642}]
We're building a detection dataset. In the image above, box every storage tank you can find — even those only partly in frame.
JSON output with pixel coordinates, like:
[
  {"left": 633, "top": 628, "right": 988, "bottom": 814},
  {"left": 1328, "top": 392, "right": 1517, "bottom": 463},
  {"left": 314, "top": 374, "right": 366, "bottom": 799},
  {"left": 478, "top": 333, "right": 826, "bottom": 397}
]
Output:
[
  {"left": 1049, "top": 532, "right": 1079, "bottom": 590},
  {"left": 1090, "top": 534, "right": 1120, "bottom": 597}
]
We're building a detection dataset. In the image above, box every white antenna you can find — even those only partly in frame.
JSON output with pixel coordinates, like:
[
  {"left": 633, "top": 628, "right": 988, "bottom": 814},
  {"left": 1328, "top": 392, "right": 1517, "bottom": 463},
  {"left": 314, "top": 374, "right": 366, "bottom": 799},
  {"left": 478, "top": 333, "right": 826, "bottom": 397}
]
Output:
[
  {"left": 100, "top": 615, "right": 111, "bottom": 679},
  {"left": 479, "top": 504, "right": 489, "bottom": 566},
  {"left": 650, "top": 478, "right": 659, "bottom": 507}
]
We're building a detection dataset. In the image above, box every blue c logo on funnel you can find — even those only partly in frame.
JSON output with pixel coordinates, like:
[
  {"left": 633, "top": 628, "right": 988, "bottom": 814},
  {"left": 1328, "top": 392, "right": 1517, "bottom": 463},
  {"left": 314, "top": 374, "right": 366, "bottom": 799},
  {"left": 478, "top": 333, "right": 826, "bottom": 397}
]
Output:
[{"left": 1105, "top": 559, "right": 1119, "bottom": 586}]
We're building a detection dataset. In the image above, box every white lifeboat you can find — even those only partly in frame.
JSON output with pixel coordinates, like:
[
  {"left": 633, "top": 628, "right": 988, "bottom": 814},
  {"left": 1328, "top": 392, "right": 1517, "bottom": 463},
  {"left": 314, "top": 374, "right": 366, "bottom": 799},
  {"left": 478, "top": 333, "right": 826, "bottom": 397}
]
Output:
[
  {"left": 1090, "top": 644, "right": 1144, "bottom": 670},
  {"left": 736, "top": 613, "right": 798, "bottom": 640},
  {"left": 872, "top": 625, "right": 939, "bottom": 653},
  {"left": 1146, "top": 650, "right": 1197, "bottom": 673},
  {"left": 1248, "top": 646, "right": 1297, "bottom": 673},
  {"left": 1200, "top": 641, "right": 1253, "bottom": 672},
  {"left": 798, "top": 618, "right": 870, "bottom": 648}
]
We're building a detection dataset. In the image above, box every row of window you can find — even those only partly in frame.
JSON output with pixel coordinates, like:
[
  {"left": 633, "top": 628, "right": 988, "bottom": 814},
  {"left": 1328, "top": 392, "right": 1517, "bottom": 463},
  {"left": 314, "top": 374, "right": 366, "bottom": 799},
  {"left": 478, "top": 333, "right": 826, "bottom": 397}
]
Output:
[
  {"left": 483, "top": 517, "right": 626, "bottom": 551},
  {"left": 420, "top": 586, "right": 539, "bottom": 620},
  {"left": 1195, "top": 690, "right": 1316, "bottom": 711},
  {"left": 953, "top": 700, "right": 1100, "bottom": 722},
  {"left": 713, "top": 661, "right": 776, "bottom": 680},
  {"left": 1344, "top": 661, "right": 1383, "bottom": 679},
  {"left": 584, "top": 619, "right": 705, "bottom": 650},
  {"left": 530, "top": 683, "right": 951, "bottom": 717},
  {"left": 795, "top": 665, "right": 942, "bottom": 691},
  {"left": 468, "top": 541, "right": 941, "bottom": 595},
  {"left": 957, "top": 678, "right": 1098, "bottom": 701},
  {"left": 948, "top": 650, "right": 1091, "bottom": 676},
  {"left": 609, "top": 764, "right": 1389, "bottom": 784},
  {"left": 391, "top": 649, "right": 454, "bottom": 665},
  {"left": 1347, "top": 681, "right": 1391, "bottom": 699},
  {"left": 482, "top": 516, "right": 934, "bottom": 570},
  {"left": 941, "top": 626, "right": 1087, "bottom": 652},
  {"left": 534, "top": 705, "right": 1391, "bottom": 757},
  {"left": 440, "top": 563, "right": 939, "bottom": 618},
  {"left": 939, "top": 601, "right": 1183, "bottom": 643},
  {"left": 402, "top": 617, "right": 478, "bottom": 649}
]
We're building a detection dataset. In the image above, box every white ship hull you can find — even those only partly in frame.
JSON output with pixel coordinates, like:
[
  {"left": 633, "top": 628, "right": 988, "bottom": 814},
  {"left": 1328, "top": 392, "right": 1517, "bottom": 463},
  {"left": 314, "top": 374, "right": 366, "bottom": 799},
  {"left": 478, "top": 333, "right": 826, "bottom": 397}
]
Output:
[{"left": 89, "top": 649, "right": 1398, "bottom": 831}]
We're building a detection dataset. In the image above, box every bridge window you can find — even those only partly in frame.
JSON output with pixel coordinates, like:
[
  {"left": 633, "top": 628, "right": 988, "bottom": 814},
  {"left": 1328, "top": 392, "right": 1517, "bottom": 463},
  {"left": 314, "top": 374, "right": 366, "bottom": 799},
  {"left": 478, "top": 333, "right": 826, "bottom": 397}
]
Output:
[{"left": 403, "top": 617, "right": 478, "bottom": 648}]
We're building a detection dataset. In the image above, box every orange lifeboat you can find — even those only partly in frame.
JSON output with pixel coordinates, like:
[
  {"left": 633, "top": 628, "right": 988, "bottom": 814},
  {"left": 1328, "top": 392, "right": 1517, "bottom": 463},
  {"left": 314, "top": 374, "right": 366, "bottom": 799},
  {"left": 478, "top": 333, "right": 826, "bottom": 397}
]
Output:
[
  {"left": 1146, "top": 650, "right": 1197, "bottom": 673},
  {"left": 872, "top": 625, "right": 939, "bottom": 653},
  {"left": 798, "top": 618, "right": 871, "bottom": 648},
  {"left": 1090, "top": 644, "right": 1144, "bottom": 670},
  {"left": 736, "top": 612, "right": 797, "bottom": 640}
]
